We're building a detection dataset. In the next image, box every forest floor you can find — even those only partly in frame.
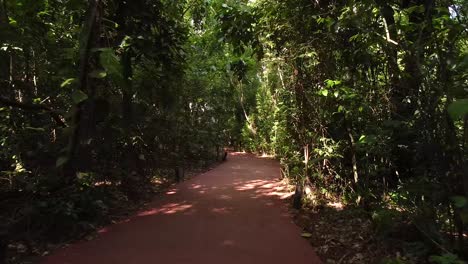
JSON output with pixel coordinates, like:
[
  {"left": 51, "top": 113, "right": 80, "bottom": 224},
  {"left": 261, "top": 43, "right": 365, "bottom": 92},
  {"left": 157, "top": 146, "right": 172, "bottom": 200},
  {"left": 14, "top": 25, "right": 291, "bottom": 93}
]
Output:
[
  {"left": 293, "top": 205, "right": 406, "bottom": 264},
  {"left": 40, "top": 153, "right": 321, "bottom": 264}
]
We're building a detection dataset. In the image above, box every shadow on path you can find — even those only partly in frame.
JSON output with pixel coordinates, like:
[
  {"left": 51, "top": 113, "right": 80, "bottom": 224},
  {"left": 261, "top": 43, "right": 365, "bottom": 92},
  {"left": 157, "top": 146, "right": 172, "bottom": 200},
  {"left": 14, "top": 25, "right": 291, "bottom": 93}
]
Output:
[{"left": 42, "top": 153, "right": 321, "bottom": 264}]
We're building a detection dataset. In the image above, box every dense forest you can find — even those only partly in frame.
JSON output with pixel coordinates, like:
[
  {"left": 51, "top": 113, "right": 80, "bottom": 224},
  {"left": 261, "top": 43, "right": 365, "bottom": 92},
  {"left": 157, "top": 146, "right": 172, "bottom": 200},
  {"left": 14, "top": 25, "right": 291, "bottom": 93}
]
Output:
[{"left": 0, "top": 0, "right": 467, "bottom": 263}]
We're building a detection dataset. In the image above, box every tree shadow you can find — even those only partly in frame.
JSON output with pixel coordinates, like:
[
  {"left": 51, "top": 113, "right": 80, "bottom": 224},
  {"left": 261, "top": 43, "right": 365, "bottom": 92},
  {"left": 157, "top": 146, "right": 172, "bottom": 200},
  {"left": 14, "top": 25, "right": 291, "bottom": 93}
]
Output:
[{"left": 42, "top": 153, "right": 320, "bottom": 264}]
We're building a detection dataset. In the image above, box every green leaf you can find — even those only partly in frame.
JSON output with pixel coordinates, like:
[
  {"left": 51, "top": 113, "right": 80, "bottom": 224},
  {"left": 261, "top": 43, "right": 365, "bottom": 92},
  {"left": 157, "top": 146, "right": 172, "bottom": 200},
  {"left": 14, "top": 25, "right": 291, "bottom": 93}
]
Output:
[
  {"left": 72, "top": 90, "right": 88, "bottom": 104},
  {"left": 451, "top": 196, "right": 467, "bottom": 208},
  {"left": 319, "top": 89, "right": 329, "bottom": 97},
  {"left": 325, "top": 79, "right": 341, "bottom": 88},
  {"left": 56, "top": 156, "right": 69, "bottom": 168},
  {"left": 77, "top": 172, "right": 89, "bottom": 180},
  {"left": 359, "top": 135, "right": 367, "bottom": 143},
  {"left": 99, "top": 48, "right": 124, "bottom": 82},
  {"left": 9, "top": 18, "right": 17, "bottom": 27},
  {"left": 61, "top": 78, "right": 76, "bottom": 88},
  {"left": 448, "top": 99, "right": 468, "bottom": 120},
  {"left": 405, "top": 5, "right": 425, "bottom": 14},
  {"left": 301, "top": 232, "right": 312, "bottom": 238},
  {"left": 89, "top": 70, "right": 107, "bottom": 79},
  {"left": 429, "top": 253, "right": 464, "bottom": 264}
]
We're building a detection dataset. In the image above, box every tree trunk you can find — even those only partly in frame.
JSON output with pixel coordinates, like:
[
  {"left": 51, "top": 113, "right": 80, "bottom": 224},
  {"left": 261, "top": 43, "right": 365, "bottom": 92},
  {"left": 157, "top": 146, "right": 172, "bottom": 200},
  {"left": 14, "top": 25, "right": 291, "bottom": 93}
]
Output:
[
  {"left": 0, "top": 0, "right": 8, "bottom": 25},
  {"left": 63, "top": 0, "right": 102, "bottom": 179}
]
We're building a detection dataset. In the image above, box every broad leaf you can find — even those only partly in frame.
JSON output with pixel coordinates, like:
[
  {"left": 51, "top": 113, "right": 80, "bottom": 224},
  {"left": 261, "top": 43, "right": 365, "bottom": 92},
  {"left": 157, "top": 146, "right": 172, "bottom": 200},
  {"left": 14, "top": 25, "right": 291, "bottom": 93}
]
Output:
[
  {"left": 451, "top": 196, "right": 467, "bottom": 208},
  {"left": 448, "top": 99, "right": 468, "bottom": 120},
  {"left": 89, "top": 70, "right": 107, "bottom": 79},
  {"left": 99, "top": 48, "right": 124, "bottom": 85},
  {"left": 72, "top": 90, "right": 88, "bottom": 104},
  {"left": 319, "top": 89, "right": 329, "bottom": 97}
]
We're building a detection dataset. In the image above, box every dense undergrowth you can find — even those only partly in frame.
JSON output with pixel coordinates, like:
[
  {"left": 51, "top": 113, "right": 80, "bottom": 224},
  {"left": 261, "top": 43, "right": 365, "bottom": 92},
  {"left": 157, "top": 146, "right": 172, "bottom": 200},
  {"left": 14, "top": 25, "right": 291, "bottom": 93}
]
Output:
[
  {"left": 241, "top": 1, "right": 468, "bottom": 263},
  {"left": 0, "top": 0, "right": 239, "bottom": 261},
  {"left": 1, "top": 0, "right": 467, "bottom": 263}
]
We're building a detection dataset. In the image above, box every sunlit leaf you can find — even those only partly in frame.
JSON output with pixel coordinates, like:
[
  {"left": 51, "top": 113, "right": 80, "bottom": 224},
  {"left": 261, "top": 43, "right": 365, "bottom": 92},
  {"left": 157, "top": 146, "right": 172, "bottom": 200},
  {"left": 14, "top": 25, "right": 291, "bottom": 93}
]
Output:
[
  {"left": 325, "top": 79, "right": 341, "bottom": 88},
  {"left": 9, "top": 18, "right": 18, "bottom": 26},
  {"left": 89, "top": 70, "right": 107, "bottom": 79},
  {"left": 61, "top": 78, "right": 76, "bottom": 88},
  {"left": 319, "top": 89, "right": 329, "bottom": 97}
]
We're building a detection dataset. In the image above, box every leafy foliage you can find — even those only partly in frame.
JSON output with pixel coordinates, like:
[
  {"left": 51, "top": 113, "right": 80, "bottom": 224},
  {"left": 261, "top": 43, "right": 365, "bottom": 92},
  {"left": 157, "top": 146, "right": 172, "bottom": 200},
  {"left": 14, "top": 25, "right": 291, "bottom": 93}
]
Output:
[{"left": 1, "top": 0, "right": 467, "bottom": 262}]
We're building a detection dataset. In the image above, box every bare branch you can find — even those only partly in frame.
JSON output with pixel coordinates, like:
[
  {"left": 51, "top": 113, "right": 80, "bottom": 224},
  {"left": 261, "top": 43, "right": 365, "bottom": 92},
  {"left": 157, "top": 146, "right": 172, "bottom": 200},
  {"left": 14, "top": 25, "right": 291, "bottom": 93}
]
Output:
[{"left": 0, "top": 96, "right": 67, "bottom": 127}]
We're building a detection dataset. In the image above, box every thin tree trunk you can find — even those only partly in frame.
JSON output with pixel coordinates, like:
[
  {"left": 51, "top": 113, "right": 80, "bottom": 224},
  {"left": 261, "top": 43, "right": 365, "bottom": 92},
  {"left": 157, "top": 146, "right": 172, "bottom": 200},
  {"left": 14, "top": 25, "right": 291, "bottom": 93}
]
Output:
[
  {"left": 64, "top": 0, "right": 101, "bottom": 179},
  {"left": 0, "top": 0, "right": 9, "bottom": 93},
  {"left": 32, "top": 50, "right": 38, "bottom": 95},
  {"left": 348, "top": 127, "right": 359, "bottom": 185},
  {"left": 0, "top": 0, "right": 8, "bottom": 24}
]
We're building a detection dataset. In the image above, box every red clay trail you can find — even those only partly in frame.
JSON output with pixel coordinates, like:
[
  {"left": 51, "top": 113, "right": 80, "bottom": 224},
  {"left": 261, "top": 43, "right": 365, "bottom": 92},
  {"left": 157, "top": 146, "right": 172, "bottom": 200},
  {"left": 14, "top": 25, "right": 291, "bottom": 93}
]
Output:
[{"left": 42, "top": 153, "right": 321, "bottom": 264}]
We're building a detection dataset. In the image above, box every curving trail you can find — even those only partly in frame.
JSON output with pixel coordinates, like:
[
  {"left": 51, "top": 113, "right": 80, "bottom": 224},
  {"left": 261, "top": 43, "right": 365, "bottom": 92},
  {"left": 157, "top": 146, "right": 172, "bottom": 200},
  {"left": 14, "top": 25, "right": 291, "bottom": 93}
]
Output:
[{"left": 42, "top": 153, "right": 321, "bottom": 264}]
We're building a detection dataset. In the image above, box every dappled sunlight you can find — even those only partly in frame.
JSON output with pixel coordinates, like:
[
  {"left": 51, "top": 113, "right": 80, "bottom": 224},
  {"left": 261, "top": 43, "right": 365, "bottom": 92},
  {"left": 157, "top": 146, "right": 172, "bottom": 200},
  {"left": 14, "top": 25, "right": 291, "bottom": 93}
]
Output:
[
  {"left": 166, "top": 189, "right": 178, "bottom": 195},
  {"left": 258, "top": 183, "right": 275, "bottom": 189},
  {"left": 234, "top": 179, "right": 265, "bottom": 184},
  {"left": 233, "top": 179, "right": 267, "bottom": 190},
  {"left": 98, "top": 219, "right": 131, "bottom": 234},
  {"left": 235, "top": 180, "right": 270, "bottom": 191},
  {"left": 260, "top": 153, "right": 275, "bottom": 158},
  {"left": 326, "top": 201, "right": 344, "bottom": 210},
  {"left": 137, "top": 202, "right": 194, "bottom": 217},
  {"left": 94, "top": 181, "right": 113, "bottom": 186},
  {"left": 230, "top": 165, "right": 243, "bottom": 170},
  {"left": 233, "top": 178, "right": 294, "bottom": 200},
  {"left": 228, "top": 152, "right": 247, "bottom": 156},
  {"left": 218, "top": 194, "right": 232, "bottom": 200},
  {"left": 39, "top": 152, "right": 325, "bottom": 264},
  {"left": 212, "top": 207, "right": 232, "bottom": 215},
  {"left": 251, "top": 185, "right": 294, "bottom": 200},
  {"left": 94, "top": 168, "right": 292, "bottom": 242},
  {"left": 83, "top": 155, "right": 293, "bottom": 258}
]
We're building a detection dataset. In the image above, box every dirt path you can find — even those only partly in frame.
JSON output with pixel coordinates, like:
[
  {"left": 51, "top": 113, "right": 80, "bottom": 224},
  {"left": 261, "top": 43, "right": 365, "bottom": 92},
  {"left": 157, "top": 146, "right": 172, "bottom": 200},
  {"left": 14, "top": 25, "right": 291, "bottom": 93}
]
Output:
[{"left": 42, "top": 153, "right": 321, "bottom": 264}]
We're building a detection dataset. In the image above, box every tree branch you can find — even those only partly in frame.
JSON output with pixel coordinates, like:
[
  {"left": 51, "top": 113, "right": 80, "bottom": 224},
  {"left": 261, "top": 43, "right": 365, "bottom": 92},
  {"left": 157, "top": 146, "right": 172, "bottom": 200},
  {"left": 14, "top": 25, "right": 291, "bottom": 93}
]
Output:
[{"left": 0, "top": 96, "right": 67, "bottom": 127}]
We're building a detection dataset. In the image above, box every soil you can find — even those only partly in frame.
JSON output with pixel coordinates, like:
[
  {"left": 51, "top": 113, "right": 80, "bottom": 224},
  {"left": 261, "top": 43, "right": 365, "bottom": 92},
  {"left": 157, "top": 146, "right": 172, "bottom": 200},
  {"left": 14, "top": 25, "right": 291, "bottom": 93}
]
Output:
[{"left": 292, "top": 202, "right": 414, "bottom": 263}]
